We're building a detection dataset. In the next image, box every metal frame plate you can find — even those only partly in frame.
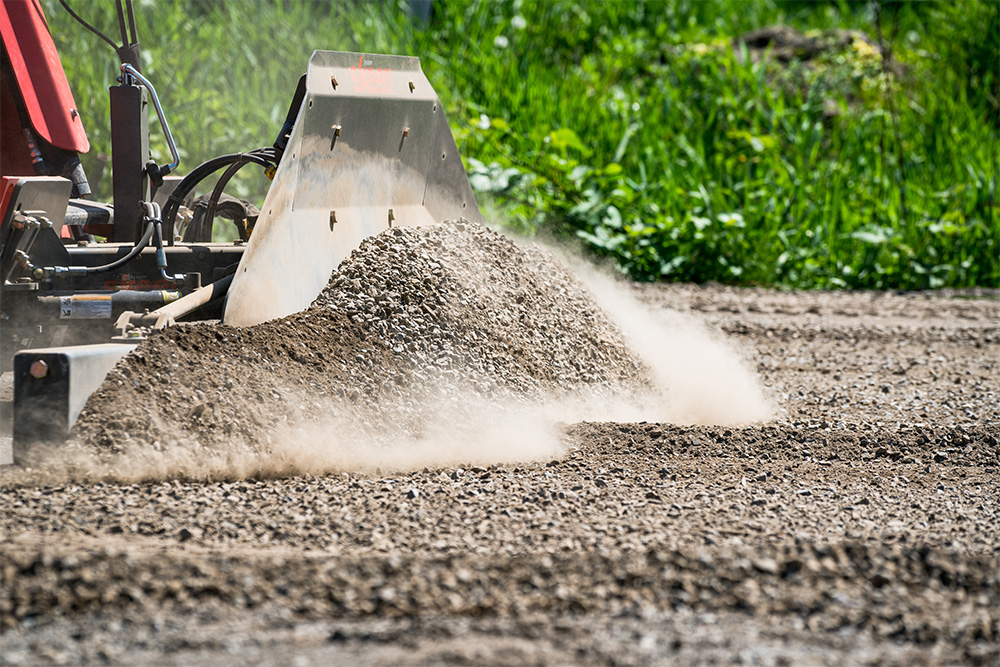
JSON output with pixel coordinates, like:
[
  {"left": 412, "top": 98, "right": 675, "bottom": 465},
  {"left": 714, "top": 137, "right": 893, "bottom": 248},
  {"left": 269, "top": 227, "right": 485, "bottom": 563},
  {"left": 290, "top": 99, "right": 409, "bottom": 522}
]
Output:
[{"left": 223, "top": 51, "right": 480, "bottom": 326}]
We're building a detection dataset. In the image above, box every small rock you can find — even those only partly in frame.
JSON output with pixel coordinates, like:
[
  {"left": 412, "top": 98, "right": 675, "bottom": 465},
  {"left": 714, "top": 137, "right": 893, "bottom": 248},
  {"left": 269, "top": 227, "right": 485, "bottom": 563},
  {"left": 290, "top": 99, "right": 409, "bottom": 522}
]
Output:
[
  {"left": 178, "top": 527, "right": 200, "bottom": 542},
  {"left": 752, "top": 558, "right": 779, "bottom": 575}
]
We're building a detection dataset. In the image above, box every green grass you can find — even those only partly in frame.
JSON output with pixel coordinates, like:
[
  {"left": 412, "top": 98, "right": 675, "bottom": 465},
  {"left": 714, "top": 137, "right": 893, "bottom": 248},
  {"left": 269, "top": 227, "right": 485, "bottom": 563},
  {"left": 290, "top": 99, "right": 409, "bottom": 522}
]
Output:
[{"left": 44, "top": 0, "right": 999, "bottom": 289}]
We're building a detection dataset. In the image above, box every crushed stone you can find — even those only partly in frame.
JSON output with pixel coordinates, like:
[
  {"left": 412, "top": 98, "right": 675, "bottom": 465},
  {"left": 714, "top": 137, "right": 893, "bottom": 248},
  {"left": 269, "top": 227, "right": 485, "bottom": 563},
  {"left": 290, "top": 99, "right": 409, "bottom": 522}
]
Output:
[{"left": 64, "top": 221, "right": 648, "bottom": 461}]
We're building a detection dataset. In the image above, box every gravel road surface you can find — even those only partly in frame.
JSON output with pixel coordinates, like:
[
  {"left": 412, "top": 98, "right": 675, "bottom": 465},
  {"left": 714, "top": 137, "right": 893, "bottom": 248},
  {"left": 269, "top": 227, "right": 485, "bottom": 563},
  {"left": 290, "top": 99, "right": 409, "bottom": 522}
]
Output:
[{"left": 1, "top": 227, "right": 997, "bottom": 665}]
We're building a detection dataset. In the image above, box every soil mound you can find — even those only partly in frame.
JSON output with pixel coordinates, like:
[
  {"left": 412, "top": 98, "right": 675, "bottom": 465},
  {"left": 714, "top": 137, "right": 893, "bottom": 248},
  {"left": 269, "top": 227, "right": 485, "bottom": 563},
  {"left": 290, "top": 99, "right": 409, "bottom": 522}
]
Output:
[{"left": 63, "top": 221, "right": 646, "bottom": 468}]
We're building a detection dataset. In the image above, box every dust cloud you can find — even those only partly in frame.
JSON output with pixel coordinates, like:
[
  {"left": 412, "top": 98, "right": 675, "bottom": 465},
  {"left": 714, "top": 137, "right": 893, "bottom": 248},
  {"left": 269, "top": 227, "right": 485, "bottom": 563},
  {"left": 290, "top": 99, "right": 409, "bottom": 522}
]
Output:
[
  {"left": 213, "top": 248, "right": 774, "bottom": 478},
  {"left": 6, "top": 391, "right": 564, "bottom": 486},
  {"left": 556, "top": 252, "right": 775, "bottom": 426},
  {"left": 267, "top": 395, "right": 565, "bottom": 476},
  {"left": 5, "top": 225, "right": 773, "bottom": 486}
]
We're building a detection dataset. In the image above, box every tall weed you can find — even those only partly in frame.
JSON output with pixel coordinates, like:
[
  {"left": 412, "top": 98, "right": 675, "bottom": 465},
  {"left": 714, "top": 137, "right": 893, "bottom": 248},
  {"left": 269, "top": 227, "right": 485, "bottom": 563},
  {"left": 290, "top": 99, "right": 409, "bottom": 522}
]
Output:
[{"left": 42, "top": 0, "right": 998, "bottom": 289}]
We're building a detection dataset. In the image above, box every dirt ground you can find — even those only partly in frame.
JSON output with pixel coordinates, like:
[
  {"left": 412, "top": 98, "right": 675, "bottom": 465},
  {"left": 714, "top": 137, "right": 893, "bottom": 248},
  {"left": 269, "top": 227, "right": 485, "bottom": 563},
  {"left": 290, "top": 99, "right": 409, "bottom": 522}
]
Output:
[{"left": 1, "top": 280, "right": 998, "bottom": 666}]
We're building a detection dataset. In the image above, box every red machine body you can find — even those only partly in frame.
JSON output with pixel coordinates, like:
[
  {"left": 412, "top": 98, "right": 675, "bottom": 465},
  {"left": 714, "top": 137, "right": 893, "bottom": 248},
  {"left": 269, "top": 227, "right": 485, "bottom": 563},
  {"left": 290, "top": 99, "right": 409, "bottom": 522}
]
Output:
[{"left": 0, "top": 0, "right": 89, "bottom": 164}]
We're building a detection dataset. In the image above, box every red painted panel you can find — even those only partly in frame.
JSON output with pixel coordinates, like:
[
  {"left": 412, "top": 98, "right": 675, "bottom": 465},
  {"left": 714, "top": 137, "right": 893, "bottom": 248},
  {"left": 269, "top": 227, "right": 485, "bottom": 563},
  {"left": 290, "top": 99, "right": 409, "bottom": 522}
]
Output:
[
  {"left": 0, "top": 0, "right": 89, "bottom": 153},
  {"left": 0, "top": 175, "right": 23, "bottom": 233},
  {"left": 0, "top": 78, "right": 36, "bottom": 176}
]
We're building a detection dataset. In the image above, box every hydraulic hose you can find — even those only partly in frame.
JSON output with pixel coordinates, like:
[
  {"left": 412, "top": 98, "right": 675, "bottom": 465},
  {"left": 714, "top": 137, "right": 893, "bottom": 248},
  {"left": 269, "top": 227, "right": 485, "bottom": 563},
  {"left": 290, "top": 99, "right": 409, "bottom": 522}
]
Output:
[
  {"left": 41, "top": 221, "right": 155, "bottom": 277},
  {"left": 162, "top": 149, "right": 276, "bottom": 243},
  {"left": 154, "top": 219, "right": 183, "bottom": 284},
  {"left": 204, "top": 157, "right": 258, "bottom": 242}
]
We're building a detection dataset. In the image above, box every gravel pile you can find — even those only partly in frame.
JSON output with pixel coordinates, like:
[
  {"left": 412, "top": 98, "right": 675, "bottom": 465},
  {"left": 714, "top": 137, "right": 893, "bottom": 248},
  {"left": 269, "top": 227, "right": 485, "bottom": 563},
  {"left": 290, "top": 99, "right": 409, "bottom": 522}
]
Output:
[
  {"left": 313, "top": 222, "right": 643, "bottom": 395},
  {"left": 58, "top": 220, "right": 646, "bottom": 469}
]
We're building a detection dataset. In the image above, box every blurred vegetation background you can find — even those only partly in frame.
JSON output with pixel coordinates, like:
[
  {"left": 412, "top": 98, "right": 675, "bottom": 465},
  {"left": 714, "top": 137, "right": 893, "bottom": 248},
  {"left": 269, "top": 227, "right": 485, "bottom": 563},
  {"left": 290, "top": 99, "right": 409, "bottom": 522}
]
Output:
[{"left": 44, "top": 0, "right": 999, "bottom": 289}]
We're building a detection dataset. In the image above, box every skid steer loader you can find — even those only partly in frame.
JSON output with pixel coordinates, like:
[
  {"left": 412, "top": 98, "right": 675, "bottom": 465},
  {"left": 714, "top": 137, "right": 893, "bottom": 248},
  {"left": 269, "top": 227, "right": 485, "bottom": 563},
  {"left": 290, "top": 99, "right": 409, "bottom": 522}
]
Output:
[{"left": 0, "top": 0, "right": 479, "bottom": 461}]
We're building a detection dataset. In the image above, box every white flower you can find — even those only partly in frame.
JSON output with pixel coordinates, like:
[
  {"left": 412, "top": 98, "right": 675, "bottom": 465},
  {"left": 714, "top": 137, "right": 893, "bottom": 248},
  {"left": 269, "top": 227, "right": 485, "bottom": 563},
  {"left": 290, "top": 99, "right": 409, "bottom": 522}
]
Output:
[
  {"left": 494, "top": 35, "right": 509, "bottom": 49},
  {"left": 511, "top": 15, "right": 527, "bottom": 30},
  {"left": 478, "top": 114, "right": 491, "bottom": 130}
]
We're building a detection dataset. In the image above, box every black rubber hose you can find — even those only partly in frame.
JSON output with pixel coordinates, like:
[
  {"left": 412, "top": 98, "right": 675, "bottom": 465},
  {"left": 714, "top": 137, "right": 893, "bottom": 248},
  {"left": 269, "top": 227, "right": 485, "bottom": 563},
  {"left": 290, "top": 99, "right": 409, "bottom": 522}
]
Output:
[
  {"left": 162, "top": 150, "right": 275, "bottom": 243},
  {"left": 204, "top": 158, "right": 255, "bottom": 242},
  {"left": 78, "top": 221, "right": 155, "bottom": 274},
  {"left": 58, "top": 0, "right": 119, "bottom": 51},
  {"left": 162, "top": 155, "right": 245, "bottom": 240}
]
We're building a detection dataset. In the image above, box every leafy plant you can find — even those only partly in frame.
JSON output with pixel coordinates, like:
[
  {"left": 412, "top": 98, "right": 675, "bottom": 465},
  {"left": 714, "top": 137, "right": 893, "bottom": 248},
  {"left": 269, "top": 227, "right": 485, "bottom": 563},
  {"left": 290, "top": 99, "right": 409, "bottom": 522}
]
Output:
[{"left": 41, "top": 0, "right": 999, "bottom": 289}]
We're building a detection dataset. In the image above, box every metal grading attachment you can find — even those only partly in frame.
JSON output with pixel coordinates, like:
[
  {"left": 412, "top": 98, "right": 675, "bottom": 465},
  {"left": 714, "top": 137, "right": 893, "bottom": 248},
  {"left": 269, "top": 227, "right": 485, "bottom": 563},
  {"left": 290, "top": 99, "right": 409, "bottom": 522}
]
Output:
[
  {"left": 225, "top": 51, "right": 480, "bottom": 326},
  {"left": 0, "top": 0, "right": 480, "bottom": 459}
]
